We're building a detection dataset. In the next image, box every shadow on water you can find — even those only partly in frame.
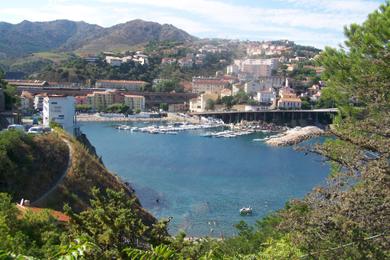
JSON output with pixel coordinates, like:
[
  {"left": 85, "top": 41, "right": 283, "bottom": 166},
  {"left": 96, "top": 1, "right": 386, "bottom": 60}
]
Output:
[{"left": 128, "top": 182, "right": 170, "bottom": 211}]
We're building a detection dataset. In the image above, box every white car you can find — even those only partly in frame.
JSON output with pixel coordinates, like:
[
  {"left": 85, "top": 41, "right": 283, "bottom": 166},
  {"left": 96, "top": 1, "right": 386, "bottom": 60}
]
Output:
[
  {"left": 28, "top": 126, "right": 44, "bottom": 134},
  {"left": 7, "top": 124, "right": 25, "bottom": 132}
]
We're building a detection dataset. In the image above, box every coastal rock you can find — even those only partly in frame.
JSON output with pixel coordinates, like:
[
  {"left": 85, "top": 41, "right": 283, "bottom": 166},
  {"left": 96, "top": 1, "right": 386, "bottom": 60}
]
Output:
[{"left": 265, "top": 126, "right": 325, "bottom": 146}]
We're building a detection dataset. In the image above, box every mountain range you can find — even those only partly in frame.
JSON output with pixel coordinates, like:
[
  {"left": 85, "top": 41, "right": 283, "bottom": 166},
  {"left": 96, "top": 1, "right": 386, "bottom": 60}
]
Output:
[{"left": 0, "top": 19, "right": 196, "bottom": 58}]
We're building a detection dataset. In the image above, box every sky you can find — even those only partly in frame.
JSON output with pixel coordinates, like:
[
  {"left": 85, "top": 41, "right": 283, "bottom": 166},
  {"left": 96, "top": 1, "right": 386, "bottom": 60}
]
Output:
[{"left": 0, "top": 0, "right": 385, "bottom": 48}]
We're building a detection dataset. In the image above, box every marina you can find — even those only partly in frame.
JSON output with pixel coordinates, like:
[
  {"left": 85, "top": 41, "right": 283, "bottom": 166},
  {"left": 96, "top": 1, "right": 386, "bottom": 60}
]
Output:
[{"left": 114, "top": 120, "right": 288, "bottom": 139}]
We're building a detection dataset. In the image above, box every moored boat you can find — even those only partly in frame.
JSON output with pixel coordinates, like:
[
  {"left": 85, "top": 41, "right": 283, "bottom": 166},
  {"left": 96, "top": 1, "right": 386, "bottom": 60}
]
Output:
[{"left": 240, "top": 207, "right": 253, "bottom": 215}]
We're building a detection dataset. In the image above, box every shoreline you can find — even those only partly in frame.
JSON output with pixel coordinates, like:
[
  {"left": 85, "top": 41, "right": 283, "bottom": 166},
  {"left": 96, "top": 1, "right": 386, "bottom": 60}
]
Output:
[{"left": 76, "top": 113, "right": 201, "bottom": 123}]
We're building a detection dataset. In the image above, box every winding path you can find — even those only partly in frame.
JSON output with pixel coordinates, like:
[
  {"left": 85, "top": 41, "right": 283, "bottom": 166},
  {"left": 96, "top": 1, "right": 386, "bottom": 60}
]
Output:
[{"left": 31, "top": 138, "right": 73, "bottom": 206}]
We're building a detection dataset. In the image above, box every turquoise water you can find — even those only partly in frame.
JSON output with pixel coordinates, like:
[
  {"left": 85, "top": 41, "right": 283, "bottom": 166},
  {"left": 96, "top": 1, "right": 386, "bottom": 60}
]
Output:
[{"left": 80, "top": 122, "right": 329, "bottom": 237}]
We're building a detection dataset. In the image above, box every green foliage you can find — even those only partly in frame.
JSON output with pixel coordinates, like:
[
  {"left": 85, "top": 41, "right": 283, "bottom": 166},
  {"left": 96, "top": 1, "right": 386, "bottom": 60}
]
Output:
[
  {"left": 105, "top": 103, "right": 132, "bottom": 114},
  {"left": 64, "top": 188, "right": 168, "bottom": 259},
  {"left": 275, "top": 2, "right": 390, "bottom": 258},
  {"left": 159, "top": 103, "right": 168, "bottom": 111},
  {"left": 233, "top": 90, "right": 249, "bottom": 104},
  {"left": 0, "top": 70, "right": 18, "bottom": 110},
  {"left": 315, "top": 86, "right": 348, "bottom": 108},
  {"left": 56, "top": 236, "right": 99, "bottom": 260},
  {"left": 75, "top": 104, "right": 92, "bottom": 112},
  {"left": 49, "top": 120, "right": 63, "bottom": 129},
  {"left": 221, "top": 96, "right": 235, "bottom": 109},
  {"left": 258, "top": 235, "right": 303, "bottom": 260},
  {"left": 153, "top": 79, "right": 183, "bottom": 93},
  {"left": 0, "top": 131, "right": 68, "bottom": 200},
  {"left": 0, "top": 193, "right": 64, "bottom": 259},
  {"left": 36, "top": 56, "right": 159, "bottom": 83},
  {"left": 205, "top": 99, "right": 215, "bottom": 110},
  {"left": 124, "top": 244, "right": 179, "bottom": 260}
]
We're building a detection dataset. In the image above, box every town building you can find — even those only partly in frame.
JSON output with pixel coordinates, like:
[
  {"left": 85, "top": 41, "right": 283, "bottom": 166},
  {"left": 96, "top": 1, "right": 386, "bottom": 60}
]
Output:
[
  {"left": 226, "top": 64, "right": 239, "bottom": 75},
  {"left": 257, "top": 88, "right": 276, "bottom": 104},
  {"left": 48, "top": 82, "right": 83, "bottom": 88},
  {"left": 241, "top": 58, "right": 279, "bottom": 78},
  {"left": 133, "top": 54, "right": 149, "bottom": 65},
  {"left": 105, "top": 56, "right": 123, "bottom": 66},
  {"left": 34, "top": 94, "right": 47, "bottom": 111},
  {"left": 6, "top": 80, "right": 48, "bottom": 88},
  {"left": 75, "top": 96, "right": 88, "bottom": 105},
  {"left": 178, "top": 57, "right": 193, "bottom": 68},
  {"left": 17, "top": 200, "right": 70, "bottom": 223},
  {"left": 258, "top": 76, "right": 284, "bottom": 89},
  {"left": 191, "top": 77, "right": 229, "bottom": 94},
  {"left": 220, "top": 88, "right": 232, "bottom": 98},
  {"left": 168, "top": 103, "right": 189, "bottom": 112},
  {"left": 232, "top": 83, "right": 244, "bottom": 95},
  {"left": 95, "top": 80, "right": 147, "bottom": 91},
  {"left": 277, "top": 97, "right": 302, "bottom": 109},
  {"left": 161, "top": 58, "right": 177, "bottom": 65},
  {"left": 189, "top": 92, "right": 219, "bottom": 112},
  {"left": 87, "top": 90, "right": 123, "bottom": 111},
  {"left": 123, "top": 95, "right": 145, "bottom": 111},
  {"left": 20, "top": 91, "right": 34, "bottom": 113},
  {"left": 42, "top": 95, "right": 75, "bottom": 133},
  {"left": 244, "top": 81, "right": 263, "bottom": 95}
]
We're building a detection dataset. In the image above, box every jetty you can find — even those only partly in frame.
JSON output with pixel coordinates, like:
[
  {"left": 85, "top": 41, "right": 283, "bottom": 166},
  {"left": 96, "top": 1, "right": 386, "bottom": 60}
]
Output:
[{"left": 265, "top": 126, "right": 325, "bottom": 146}]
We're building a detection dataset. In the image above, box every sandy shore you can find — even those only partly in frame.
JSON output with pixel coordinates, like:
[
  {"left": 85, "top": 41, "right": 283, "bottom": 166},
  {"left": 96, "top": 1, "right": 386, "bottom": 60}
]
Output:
[{"left": 265, "top": 126, "right": 325, "bottom": 146}]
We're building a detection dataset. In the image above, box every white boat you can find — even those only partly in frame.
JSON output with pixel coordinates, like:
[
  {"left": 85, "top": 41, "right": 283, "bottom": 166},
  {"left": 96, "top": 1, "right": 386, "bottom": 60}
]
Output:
[
  {"left": 165, "top": 131, "right": 178, "bottom": 135},
  {"left": 240, "top": 207, "right": 253, "bottom": 215}
]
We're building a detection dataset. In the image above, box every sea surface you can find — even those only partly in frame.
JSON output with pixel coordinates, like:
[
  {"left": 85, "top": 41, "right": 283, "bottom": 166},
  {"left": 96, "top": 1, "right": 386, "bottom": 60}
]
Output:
[{"left": 80, "top": 121, "right": 330, "bottom": 237}]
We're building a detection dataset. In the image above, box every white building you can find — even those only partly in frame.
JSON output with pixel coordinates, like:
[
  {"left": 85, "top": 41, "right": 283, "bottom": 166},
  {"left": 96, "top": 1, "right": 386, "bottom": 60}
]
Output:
[
  {"left": 256, "top": 89, "right": 276, "bottom": 104},
  {"left": 241, "top": 58, "right": 279, "bottom": 78},
  {"left": 244, "top": 81, "right": 262, "bottom": 95},
  {"left": 34, "top": 94, "right": 46, "bottom": 111},
  {"left": 105, "top": 56, "right": 123, "bottom": 66},
  {"left": 226, "top": 64, "right": 239, "bottom": 75},
  {"left": 43, "top": 95, "right": 75, "bottom": 133},
  {"left": 258, "top": 76, "right": 284, "bottom": 89}
]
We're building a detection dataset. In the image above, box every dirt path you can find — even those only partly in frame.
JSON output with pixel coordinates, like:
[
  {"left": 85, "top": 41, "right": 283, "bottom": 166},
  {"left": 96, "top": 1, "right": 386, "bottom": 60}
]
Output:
[{"left": 31, "top": 138, "right": 73, "bottom": 206}]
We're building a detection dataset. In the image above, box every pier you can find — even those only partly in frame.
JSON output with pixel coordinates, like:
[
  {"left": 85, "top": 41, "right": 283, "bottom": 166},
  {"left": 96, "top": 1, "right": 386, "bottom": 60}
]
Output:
[{"left": 190, "top": 109, "right": 338, "bottom": 126}]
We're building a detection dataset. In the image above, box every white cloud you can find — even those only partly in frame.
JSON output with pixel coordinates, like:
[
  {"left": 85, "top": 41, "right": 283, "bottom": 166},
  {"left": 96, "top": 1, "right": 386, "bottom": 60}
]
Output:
[{"left": 0, "top": 0, "right": 384, "bottom": 48}]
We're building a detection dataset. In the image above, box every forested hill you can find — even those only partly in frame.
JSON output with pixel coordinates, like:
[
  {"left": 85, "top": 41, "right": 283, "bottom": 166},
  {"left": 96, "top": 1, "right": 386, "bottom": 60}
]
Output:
[{"left": 0, "top": 19, "right": 196, "bottom": 58}]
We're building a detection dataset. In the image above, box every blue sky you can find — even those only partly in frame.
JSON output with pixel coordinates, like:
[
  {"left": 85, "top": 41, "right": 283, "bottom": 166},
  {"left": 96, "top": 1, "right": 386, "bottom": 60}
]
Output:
[{"left": 0, "top": 0, "right": 385, "bottom": 48}]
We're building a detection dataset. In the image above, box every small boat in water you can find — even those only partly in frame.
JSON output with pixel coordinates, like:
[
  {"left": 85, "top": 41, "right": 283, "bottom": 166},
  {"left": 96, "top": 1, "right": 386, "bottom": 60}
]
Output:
[{"left": 240, "top": 207, "right": 253, "bottom": 215}]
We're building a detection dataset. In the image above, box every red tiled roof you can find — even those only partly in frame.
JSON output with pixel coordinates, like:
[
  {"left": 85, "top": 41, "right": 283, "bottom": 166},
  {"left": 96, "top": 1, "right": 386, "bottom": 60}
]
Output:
[
  {"left": 17, "top": 205, "right": 70, "bottom": 223},
  {"left": 96, "top": 80, "right": 147, "bottom": 84}
]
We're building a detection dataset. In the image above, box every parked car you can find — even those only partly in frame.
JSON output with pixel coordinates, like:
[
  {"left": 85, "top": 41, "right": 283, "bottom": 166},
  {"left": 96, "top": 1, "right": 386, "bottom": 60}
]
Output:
[
  {"left": 28, "top": 126, "right": 44, "bottom": 134},
  {"left": 7, "top": 124, "right": 25, "bottom": 132},
  {"left": 43, "top": 127, "right": 52, "bottom": 133}
]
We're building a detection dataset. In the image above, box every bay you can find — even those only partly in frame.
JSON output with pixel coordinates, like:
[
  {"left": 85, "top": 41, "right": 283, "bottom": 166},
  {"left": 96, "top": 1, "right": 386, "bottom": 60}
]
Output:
[{"left": 80, "top": 121, "right": 329, "bottom": 237}]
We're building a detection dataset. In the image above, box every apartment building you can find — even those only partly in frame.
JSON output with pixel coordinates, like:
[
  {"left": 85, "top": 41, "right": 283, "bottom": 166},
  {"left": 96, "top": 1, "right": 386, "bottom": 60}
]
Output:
[
  {"left": 95, "top": 80, "right": 147, "bottom": 91},
  {"left": 42, "top": 95, "right": 75, "bottom": 133},
  {"left": 123, "top": 95, "right": 145, "bottom": 111}
]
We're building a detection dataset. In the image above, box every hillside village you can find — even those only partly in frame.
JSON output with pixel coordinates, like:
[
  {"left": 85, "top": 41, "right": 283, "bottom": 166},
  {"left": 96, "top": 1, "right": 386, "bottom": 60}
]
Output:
[{"left": 0, "top": 38, "right": 324, "bottom": 130}]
